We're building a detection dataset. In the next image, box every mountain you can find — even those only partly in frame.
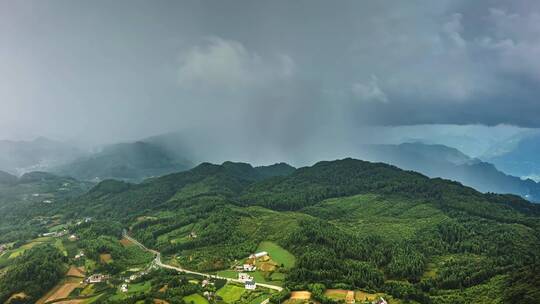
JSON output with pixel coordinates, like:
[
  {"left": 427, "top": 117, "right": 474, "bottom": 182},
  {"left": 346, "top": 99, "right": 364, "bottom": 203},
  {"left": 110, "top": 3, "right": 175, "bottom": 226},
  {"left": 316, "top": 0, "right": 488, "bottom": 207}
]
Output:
[
  {"left": 0, "top": 137, "right": 82, "bottom": 175},
  {"left": 0, "top": 170, "right": 17, "bottom": 185},
  {"left": 355, "top": 142, "right": 540, "bottom": 202},
  {"left": 53, "top": 141, "right": 194, "bottom": 182},
  {"left": 255, "top": 162, "right": 296, "bottom": 178},
  {"left": 0, "top": 171, "right": 91, "bottom": 243},
  {"left": 487, "top": 133, "right": 540, "bottom": 182},
  {"left": 60, "top": 159, "right": 539, "bottom": 303}
]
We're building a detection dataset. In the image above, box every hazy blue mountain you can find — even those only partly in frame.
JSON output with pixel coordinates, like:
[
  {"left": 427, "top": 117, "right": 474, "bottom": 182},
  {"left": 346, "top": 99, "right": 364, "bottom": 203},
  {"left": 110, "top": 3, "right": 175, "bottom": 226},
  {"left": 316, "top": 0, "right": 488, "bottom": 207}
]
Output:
[
  {"left": 487, "top": 134, "right": 540, "bottom": 182},
  {"left": 0, "top": 170, "right": 17, "bottom": 185},
  {"left": 53, "top": 141, "right": 193, "bottom": 182},
  {"left": 357, "top": 143, "right": 540, "bottom": 202},
  {"left": 0, "top": 137, "right": 82, "bottom": 175}
]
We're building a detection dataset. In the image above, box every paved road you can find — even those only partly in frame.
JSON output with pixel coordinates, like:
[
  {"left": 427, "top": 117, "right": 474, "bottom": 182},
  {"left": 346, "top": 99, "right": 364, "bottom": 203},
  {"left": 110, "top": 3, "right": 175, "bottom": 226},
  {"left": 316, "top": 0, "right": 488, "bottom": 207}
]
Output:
[{"left": 123, "top": 231, "right": 283, "bottom": 292}]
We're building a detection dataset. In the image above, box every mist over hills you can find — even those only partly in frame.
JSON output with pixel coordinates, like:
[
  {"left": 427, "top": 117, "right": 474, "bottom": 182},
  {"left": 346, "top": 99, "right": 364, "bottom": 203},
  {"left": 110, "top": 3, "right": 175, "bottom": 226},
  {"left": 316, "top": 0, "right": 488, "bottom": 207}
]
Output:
[
  {"left": 486, "top": 133, "right": 540, "bottom": 182},
  {"left": 1, "top": 134, "right": 540, "bottom": 202},
  {"left": 52, "top": 141, "right": 193, "bottom": 182},
  {"left": 0, "top": 137, "right": 83, "bottom": 175},
  {"left": 356, "top": 143, "right": 540, "bottom": 202}
]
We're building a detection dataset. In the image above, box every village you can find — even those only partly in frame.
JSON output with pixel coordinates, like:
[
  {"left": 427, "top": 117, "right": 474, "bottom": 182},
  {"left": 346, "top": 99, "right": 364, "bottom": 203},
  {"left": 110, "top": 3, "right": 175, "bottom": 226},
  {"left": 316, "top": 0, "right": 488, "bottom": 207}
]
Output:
[{"left": 1, "top": 219, "right": 393, "bottom": 304}]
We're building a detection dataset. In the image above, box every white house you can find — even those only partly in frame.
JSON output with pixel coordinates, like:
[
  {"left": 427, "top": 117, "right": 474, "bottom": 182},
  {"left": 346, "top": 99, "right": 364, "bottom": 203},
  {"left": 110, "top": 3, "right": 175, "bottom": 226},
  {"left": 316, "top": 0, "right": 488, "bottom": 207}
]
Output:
[
  {"left": 75, "top": 251, "right": 85, "bottom": 259},
  {"left": 238, "top": 273, "right": 253, "bottom": 283},
  {"left": 249, "top": 251, "right": 268, "bottom": 259},
  {"left": 245, "top": 280, "right": 256, "bottom": 290},
  {"left": 121, "top": 284, "right": 128, "bottom": 293},
  {"left": 86, "top": 274, "right": 109, "bottom": 284},
  {"left": 243, "top": 264, "right": 256, "bottom": 272}
]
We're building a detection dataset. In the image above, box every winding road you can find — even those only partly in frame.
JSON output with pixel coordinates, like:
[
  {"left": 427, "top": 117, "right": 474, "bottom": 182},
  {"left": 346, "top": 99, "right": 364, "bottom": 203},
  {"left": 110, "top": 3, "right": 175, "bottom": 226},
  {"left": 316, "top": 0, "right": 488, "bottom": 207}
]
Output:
[{"left": 122, "top": 231, "right": 283, "bottom": 292}]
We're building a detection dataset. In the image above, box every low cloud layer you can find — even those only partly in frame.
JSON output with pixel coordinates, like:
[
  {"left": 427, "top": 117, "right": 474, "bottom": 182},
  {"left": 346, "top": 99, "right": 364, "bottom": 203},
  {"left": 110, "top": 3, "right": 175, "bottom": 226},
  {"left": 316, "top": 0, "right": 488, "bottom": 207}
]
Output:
[{"left": 0, "top": 0, "right": 539, "bottom": 159}]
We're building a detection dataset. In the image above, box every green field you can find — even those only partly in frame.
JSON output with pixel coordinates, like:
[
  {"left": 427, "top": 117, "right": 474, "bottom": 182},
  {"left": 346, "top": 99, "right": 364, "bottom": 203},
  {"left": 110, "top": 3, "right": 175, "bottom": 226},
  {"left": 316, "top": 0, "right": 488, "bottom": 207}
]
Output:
[
  {"left": 129, "top": 281, "right": 151, "bottom": 293},
  {"left": 216, "top": 284, "right": 245, "bottom": 303},
  {"left": 7, "top": 237, "right": 54, "bottom": 259},
  {"left": 184, "top": 293, "right": 209, "bottom": 304},
  {"left": 256, "top": 241, "right": 296, "bottom": 269},
  {"left": 48, "top": 224, "right": 67, "bottom": 232}
]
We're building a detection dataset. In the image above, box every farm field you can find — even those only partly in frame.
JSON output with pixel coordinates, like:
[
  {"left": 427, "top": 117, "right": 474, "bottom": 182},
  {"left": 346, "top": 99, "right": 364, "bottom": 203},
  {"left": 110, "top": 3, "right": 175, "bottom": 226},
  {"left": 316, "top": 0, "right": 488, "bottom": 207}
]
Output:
[
  {"left": 216, "top": 284, "right": 245, "bottom": 303},
  {"left": 324, "top": 289, "right": 348, "bottom": 300},
  {"left": 129, "top": 281, "right": 152, "bottom": 293},
  {"left": 183, "top": 293, "right": 209, "bottom": 304},
  {"left": 39, "top": 278, "right": 83, "bottom": 304},
  {"left": 99, "top": 253, "right": 113, "bottom": 264},
  {"left": 8, "top": 237, "right": 54, "bottom": 259},
  {"left": 256, "top": 241, "right": 295, "bottom": 269},
  {"left": 66, "top": 265, "right": 85, "bottom": 278}
]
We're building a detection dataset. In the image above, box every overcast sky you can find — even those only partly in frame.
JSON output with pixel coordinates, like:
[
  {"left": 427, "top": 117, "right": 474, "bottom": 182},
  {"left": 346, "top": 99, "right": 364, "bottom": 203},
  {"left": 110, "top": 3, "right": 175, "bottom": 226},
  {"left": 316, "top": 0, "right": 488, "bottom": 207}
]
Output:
[{"left": 1, "top": 0, "right": 539, "bottom": 160}]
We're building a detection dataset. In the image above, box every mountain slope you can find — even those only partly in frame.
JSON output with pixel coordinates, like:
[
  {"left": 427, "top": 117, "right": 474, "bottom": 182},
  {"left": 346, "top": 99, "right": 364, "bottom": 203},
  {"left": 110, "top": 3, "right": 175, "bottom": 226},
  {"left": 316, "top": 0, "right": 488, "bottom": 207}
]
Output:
[
  {"left": 0, "top": 137, "right": 82, "bottom": 175},
  {"left": 357, "top": 143, "right": 540, "bottom": 202},
  {"left": 58, "top": 158, "right": 540, "bottom": 303},
  {"left": 53, "top": 141, "right": 193, "bottom": 182},
  {"left": 0, "top": 170, "right": 17, "bottom": 185},
  {"left": 487, "top": 133, "right": 540, "bottom": 182}
]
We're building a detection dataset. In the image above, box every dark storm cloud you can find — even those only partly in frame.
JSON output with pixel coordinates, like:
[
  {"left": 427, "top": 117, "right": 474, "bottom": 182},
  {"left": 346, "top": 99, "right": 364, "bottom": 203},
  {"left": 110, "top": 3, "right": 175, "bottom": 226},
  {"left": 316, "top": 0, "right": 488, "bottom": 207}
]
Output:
[{"left": 0, "top": 0, "right": 539, "bottom": 154}]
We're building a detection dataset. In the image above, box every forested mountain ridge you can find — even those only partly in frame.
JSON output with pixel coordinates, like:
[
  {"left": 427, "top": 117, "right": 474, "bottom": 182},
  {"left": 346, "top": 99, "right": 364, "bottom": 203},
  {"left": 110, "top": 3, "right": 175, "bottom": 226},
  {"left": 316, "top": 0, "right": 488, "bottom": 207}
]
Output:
[
  {"left": 3, "top": 159, "right": 539, "bottom": 303},
  {"left": 357, "top": 143, "right": 540, "bottom": 202}
]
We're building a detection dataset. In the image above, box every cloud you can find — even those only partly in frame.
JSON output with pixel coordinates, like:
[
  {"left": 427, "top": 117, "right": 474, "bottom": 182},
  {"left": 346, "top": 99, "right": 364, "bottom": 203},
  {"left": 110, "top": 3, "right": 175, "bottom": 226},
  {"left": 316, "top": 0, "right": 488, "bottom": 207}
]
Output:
[
  {"left": 475, "top": 8, "right": 540, "bottom": 81},
  {"left": 177, "top": 37, "right": 294, "bottom": 91},
  {"left": 352, "top": 75, "right": 388, "bottom": 103},
  {"left": 2, "top": 0, "right": 540, "bottom": 152},
  {"left": 442, "top": 13, "right": 466, "bottom": 48}
]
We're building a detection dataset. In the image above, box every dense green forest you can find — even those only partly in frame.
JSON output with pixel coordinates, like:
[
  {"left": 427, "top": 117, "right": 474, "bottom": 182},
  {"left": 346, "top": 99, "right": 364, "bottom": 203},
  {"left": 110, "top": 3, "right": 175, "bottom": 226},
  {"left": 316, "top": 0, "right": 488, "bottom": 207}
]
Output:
[
  {"left": 0, "top": 245, "right": 66, "bottom": 303},
  {"left": 1, "top": 159, "right": 539, "bottom": 303}
]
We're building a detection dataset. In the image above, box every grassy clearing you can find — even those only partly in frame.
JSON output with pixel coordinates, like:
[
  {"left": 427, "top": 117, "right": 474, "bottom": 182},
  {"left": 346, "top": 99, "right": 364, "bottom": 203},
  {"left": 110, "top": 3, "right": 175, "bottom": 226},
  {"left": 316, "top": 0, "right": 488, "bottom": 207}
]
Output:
[
  {"left": 355, "top": 291, "right": 380, "bottom": 302},
  {"left": 183, "top": 293, "right": 209, "bottom": 304},
  {"left": 129, "top": 281, "right": 152, "bottom": 293},
  {"left": 99, "top": 253, "right": 113, "bottom": 264},
  {"left": 216, "top": 284, "right": 245, "bottom": 303},
  {"left": 217, "top": 270, "right": 237, "bottom": 279},
  {"left": 8, "top": 238, "right": 53, "bottom": 259},
  {"left": 324, "top": 289, "right": 348, "bottom": 300},
  {"left": 256, "top": 241, "right": 296, "bottom": 269},
  {"left": 49, "top": 224, "right": 67, "bottom": 232}
]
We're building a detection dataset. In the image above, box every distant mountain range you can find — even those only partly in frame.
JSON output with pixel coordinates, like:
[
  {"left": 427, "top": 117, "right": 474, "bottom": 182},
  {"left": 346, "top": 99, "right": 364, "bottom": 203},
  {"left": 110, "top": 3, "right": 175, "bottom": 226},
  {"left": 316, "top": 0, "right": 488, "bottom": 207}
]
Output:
[
  {"left": 0, "top": 137, "right": 82, "bottom": 175},
  {"left": 52, "top": 141, "right": 194, "bottom": 182},
  {"left": 486, "top": 133, "right": 540, "bottom": 182},
  {"left": 1, "top": 135, "right": 540, "bottom": 201},
  {"left": 355, "top": 143, "right": 540, "bottom": 202}
]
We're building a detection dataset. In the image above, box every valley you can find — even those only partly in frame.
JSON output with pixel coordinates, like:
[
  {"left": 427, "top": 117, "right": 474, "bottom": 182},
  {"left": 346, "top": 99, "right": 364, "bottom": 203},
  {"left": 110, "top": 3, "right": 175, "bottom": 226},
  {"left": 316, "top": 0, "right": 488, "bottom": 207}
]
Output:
[{"left": 0, "top": 159, "right": 539, "bottom": 304}]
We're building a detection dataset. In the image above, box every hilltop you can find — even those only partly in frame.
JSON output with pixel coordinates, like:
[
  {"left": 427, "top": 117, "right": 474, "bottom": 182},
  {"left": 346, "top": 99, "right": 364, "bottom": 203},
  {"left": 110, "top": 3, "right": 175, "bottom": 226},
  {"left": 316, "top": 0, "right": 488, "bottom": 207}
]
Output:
[{"left": 52, "top": 158, "right": 540, "bottom": 303}]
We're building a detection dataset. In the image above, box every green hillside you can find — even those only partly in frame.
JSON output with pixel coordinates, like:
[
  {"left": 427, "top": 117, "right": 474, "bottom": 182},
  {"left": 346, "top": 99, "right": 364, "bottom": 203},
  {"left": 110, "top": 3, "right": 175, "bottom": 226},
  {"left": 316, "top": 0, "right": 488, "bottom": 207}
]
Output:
[
  {"left": 49, "top": 159, "right": 540, "bottom": 303},
  {"left": 1, "top": 159, "right": 539, "bottom": 303}
]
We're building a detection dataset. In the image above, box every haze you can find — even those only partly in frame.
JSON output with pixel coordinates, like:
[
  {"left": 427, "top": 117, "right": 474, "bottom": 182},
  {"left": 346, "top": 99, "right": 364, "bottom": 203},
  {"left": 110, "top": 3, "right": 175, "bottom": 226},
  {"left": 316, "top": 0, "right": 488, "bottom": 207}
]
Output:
[{"left": 1, "top": 0, "right": 540, "bottom": 165}]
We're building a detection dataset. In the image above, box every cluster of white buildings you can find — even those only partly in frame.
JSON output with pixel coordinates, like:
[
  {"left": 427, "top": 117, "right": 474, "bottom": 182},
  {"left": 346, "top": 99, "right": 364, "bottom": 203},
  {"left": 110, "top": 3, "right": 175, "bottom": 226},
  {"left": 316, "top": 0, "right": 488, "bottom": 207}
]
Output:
[
  {"left": 86, "top": 274, "right": 109, "bottom": 284},
  {"left": 120, "top": 283, "right": 128, "bottom": 293},
  {"left": 238, "top": 273, "right": 256, "bottom": 290},
  {"left": 236, "top": 263, "right": 256, "bottom": 272},
  {"left": 75, "top": 217, "right": 92, "bottom": 226},
  {"left": 41, "top": 229, "right": 68, "bottom": 238}
]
